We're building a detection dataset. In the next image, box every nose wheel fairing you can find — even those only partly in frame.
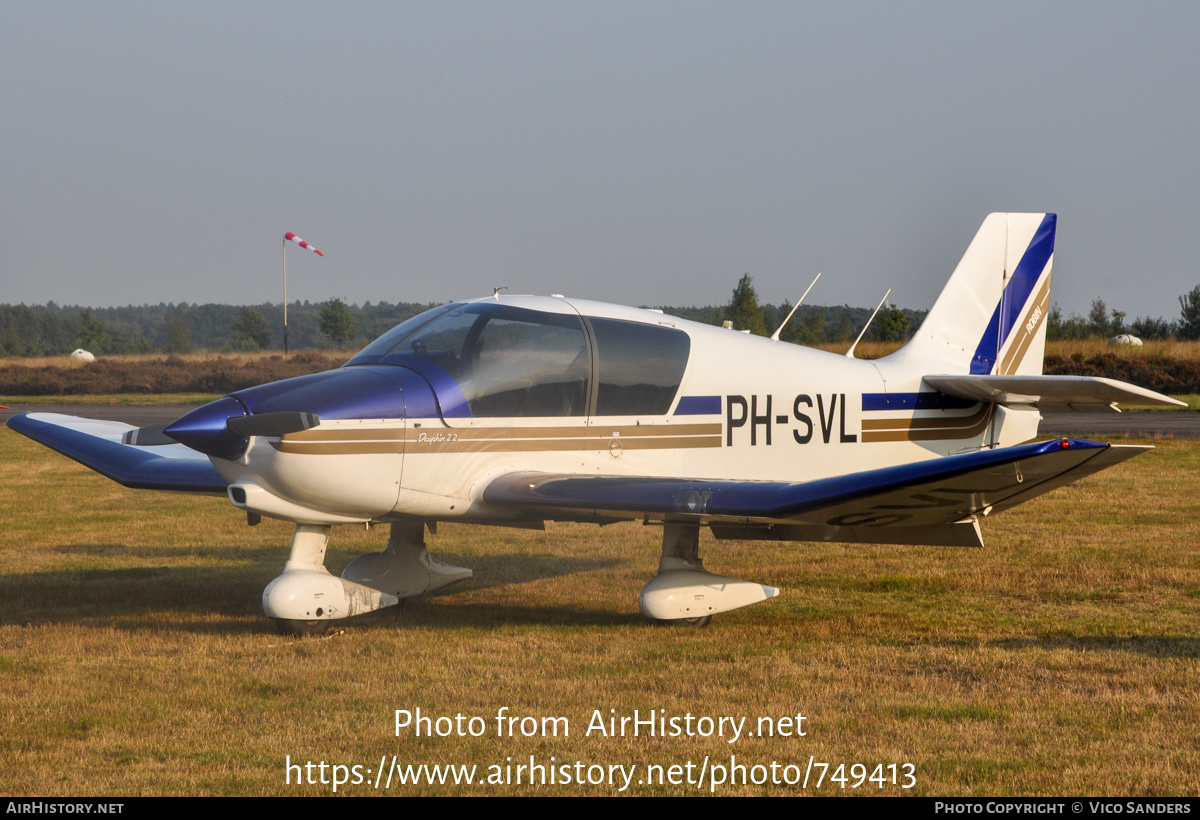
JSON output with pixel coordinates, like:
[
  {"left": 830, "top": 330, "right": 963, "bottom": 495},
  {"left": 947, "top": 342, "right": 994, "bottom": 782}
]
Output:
[
  {"left": 262, "top": 521, "right": 473, "bottom": 632},
  {"left": 262, "top": 525, "right": 400, "bottom": 625}
]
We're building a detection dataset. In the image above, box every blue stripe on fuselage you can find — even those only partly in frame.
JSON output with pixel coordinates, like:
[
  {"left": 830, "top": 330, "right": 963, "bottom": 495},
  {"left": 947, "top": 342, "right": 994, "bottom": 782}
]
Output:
[
  {"left": 674, "top": 395, "right": 721, "bottom": 415},
  {"left": 862, "top": 392, "right": 977, "bottom": 411}
]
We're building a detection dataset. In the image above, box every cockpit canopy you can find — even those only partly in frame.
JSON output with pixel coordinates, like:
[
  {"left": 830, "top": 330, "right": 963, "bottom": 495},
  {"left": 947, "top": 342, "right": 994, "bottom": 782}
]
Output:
[{"left": 347, "top": 302, "right": 691, "bottom": 417}]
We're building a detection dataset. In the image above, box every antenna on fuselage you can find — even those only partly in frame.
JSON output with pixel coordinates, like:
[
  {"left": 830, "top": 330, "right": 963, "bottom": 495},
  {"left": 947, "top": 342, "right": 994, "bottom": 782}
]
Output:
[
  {"left": 770, "top": 272, "right": 822, "bottom": 341},
  {"left": 845, "top": 288, "right": 891, "bottom": 359},
  {"left": 493, "top": 286, "right": 508, "bottom": 298}
]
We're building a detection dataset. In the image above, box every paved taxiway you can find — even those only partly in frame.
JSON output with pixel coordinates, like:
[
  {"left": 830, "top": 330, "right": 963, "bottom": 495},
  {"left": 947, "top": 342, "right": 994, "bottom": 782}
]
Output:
[
  {"left": 1, "top": 404, "right": 192, "bottom": 427},
  {"left": 1038, "top": 411, "right": 1200, "bottom": 439}
]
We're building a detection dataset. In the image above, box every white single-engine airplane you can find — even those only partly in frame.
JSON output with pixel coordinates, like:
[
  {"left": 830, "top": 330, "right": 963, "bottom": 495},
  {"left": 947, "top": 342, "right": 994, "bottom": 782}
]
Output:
[{"left": 8, "top": 214, "right": 1183, "bottom": 632}]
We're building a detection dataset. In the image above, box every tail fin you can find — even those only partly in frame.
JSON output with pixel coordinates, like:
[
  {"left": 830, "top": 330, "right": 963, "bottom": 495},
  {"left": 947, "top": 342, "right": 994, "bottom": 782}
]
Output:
[{"left": 898, "top": 213, "right": 1055, "bottom": 376}]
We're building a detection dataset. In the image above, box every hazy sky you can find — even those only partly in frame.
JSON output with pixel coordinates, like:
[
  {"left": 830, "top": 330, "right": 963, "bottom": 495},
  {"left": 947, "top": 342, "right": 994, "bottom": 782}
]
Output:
[{"left": 3, "top": 1, "right": 1197, "bottom": 323}]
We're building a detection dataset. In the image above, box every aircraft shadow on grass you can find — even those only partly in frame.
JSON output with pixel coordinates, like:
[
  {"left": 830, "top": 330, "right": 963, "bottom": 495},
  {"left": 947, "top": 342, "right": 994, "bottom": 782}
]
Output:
[{"left": 3, "top": 545, "right": 623, "bottom": 633}]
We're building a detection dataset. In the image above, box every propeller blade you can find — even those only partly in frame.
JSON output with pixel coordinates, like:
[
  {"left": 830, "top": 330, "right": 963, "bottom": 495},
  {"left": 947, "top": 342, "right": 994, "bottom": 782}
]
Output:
[
  {"left": 226, "top": 412, "right": 321, "bottom": 438},
  {"left": 122, "top": 424, "right": 177, "bottom": 446}
]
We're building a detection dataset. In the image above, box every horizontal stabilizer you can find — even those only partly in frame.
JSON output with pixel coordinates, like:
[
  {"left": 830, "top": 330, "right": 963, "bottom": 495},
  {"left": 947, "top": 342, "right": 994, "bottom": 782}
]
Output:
[
  {"left": 7, "top": 413, "right": 227, "bottom": 494},
  {"left": 923, "top": 375, "right": 1185, "bottom": 412},
  {"left": 483, "top": 438, "right": 1149, "bottom": 544}
]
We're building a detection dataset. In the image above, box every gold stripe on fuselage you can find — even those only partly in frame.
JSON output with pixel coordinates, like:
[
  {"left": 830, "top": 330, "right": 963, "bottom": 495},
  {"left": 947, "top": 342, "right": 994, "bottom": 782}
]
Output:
[
  {"left": 407, "top": 422, "right": 721, "bottom": 440},
  {"left": 861, "top": 403, "right": 991, "bottom": 443},
  {"left": 861, "top": 403, "right": 989, "bottom": 432},
  {"left": 274, "top": 441, "right": 404, "bottom": 455},
  {"left": 274, "top": 422, "right": 723, "bottom": 455}
]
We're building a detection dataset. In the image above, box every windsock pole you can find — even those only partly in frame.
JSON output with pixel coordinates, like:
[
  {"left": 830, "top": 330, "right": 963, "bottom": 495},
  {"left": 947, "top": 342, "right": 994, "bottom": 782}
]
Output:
[
  {"left": 282, "top": 238, "right": 289, "bottom": 354},
  {"left": 281, "top": 232, "right": 324, "bottom": 354}
]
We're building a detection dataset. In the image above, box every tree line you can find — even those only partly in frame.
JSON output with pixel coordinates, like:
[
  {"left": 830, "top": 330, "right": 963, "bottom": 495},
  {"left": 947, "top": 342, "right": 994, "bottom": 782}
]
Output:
[
  {"left": 1046, "top": 287, "right": 1200, "bottom": 341},
  {"left": 0, "top": 298, "right": 432, "bottom": 357},
  {"left": 706, "top": 277, "right": 1200, "bottom": 344},
  {"left": 693, "top": 274, "right": 922, "bottom": 344},
  {"left": 4, "top": 280, "right": 1200, "bottom": 358}
]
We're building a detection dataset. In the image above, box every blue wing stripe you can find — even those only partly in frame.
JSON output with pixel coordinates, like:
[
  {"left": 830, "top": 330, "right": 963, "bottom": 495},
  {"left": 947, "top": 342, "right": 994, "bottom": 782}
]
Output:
[
  {"left": 7, "top": 414, "right": 228, "bottom": 494},
  {"left": 484, "top": 438, "right": 1106, "bottom": 519}
]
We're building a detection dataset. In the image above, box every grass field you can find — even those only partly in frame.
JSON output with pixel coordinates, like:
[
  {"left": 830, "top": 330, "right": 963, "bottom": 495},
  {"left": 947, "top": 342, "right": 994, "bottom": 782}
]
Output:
[
  {"left": 4, "top": 352, "right": 324, "bottom": 369},
  {"left": 1, "top": 427, "right": 1197, "bottom": 796}
]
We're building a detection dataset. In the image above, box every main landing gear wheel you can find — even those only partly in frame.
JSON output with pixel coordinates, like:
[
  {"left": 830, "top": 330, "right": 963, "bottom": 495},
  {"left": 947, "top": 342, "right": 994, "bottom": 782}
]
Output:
[
  {"left": 639, "top": 524, "right": 779, "bottom": 626},
  {"left": 274, "top": 618, "right": 330, "bottom": 637}
]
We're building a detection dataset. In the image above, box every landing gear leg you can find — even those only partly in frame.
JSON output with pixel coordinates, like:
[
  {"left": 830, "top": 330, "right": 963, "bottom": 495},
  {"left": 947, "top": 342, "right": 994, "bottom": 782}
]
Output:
[{"left": 341, "top": 520, "right": 473, "bottom": 599}]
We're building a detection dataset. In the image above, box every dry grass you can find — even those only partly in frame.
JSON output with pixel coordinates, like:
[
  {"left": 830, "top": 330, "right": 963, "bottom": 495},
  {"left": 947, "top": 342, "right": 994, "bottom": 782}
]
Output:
[
  {"left": 0, "top": 352, "right": 346, "bottom": 399},
  {"left": 820, "top": 339, "right": 1200, "bottom": 361},
  {"left": 0, "top": 393, "right": 220, "bottom": 406},
  {"left": 0, "top": 429, "right": 1197, "bottom": 796},
  {"left": 816, "top": 340, "right": 905, "bottom": 358},
  {"left": 10, "top": 340, "right": 1200, "bottom": 369},
  {"left": 9, "top": 352, "right": 301, "bottom": 369},
  {"left": 1048, "top": 338, "right": 1200, "bottom": 361}
]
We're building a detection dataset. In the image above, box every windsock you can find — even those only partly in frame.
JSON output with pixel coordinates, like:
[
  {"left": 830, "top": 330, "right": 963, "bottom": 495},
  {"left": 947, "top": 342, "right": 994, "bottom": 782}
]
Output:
[{"left": 284, "top": 232, "right": 324, "bottom": 257}]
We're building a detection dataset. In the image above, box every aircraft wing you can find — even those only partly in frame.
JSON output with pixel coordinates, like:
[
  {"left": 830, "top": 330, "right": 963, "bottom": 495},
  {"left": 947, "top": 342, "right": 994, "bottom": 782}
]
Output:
[
  {"left": 483, "top": 438, "right": 1146, "bottom": 548},
  {"left": 6, "top": 413, "right": 228, "bottom": 495},
  {"left": 924, "top": 375, "right": 1185, "bottom": 412}
]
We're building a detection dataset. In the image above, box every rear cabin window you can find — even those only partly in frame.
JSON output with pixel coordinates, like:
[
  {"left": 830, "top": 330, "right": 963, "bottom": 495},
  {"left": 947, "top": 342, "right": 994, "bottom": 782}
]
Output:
[{"left": 590, "top": 318, "right": 690, "bottom": 415}]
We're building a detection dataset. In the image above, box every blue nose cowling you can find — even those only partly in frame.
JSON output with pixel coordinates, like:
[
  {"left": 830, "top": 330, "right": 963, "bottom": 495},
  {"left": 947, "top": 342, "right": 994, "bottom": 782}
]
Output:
[
  {"left": 231, "top": 366, "right": 429, "bottom": 418},
  {"left": 163, "top": 366, "right": 436, "bottom": 460},
  {"left": 164, "top": 396, "right": 251, "bottom": 459}
]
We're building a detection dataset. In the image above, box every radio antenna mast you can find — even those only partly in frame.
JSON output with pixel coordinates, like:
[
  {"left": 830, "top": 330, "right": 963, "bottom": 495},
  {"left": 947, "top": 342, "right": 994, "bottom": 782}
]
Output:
[
  {"left": 770, "top": 272, "right": 822, "bottom": 341},
  {"left": 845, "top": 288, "right": 891, "bottom": 359}
]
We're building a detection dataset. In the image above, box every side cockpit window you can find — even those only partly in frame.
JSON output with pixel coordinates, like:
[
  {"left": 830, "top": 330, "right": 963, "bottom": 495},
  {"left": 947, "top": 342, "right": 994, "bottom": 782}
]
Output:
[
  {"left": 590, "top": 318, "right": 689, "bottom": 415},
  {"left": 468, "top": 312, "right": 588, "bottom": 417}
]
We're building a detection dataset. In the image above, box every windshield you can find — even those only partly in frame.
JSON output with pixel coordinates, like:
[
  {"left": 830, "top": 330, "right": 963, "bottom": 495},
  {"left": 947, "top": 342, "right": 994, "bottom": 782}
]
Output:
[
  {"left": 353, "top": 303, "right": 589, "bottom": 417},
  {"left": 349, "top": 303, "right": 463, "bottom": 361}
]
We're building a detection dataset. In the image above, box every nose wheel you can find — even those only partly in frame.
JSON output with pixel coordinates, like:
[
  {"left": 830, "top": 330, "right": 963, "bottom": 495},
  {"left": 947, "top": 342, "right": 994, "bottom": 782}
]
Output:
[
  {"left": 262, "top": 524, "right": 401, "bottom": 633},
  {"left": 263, "top": 521, "right": 473, "bottom": 635}
]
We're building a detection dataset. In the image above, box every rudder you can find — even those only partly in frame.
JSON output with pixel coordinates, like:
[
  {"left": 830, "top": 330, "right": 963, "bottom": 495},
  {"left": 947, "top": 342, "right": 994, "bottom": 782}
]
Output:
[{"left": 897, "top": 213, "right": 1055, "bottom": 376}]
